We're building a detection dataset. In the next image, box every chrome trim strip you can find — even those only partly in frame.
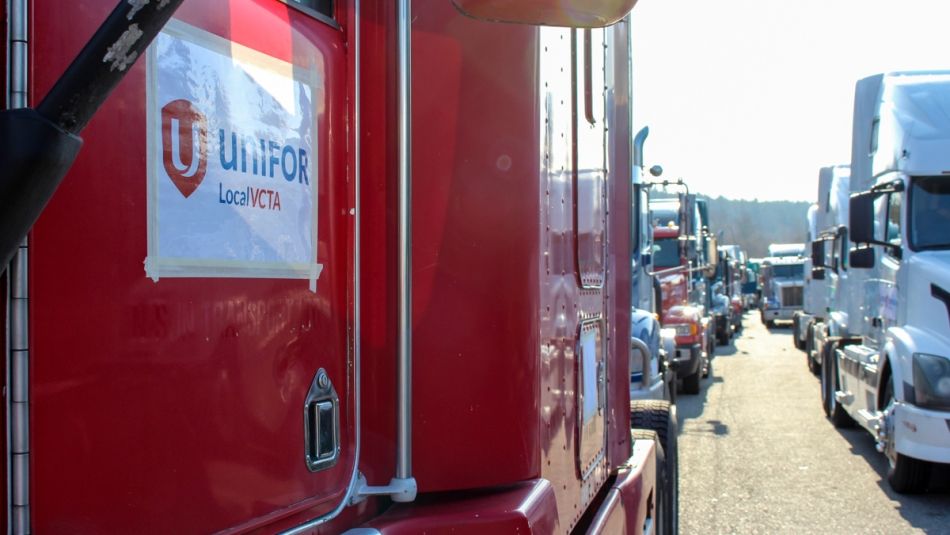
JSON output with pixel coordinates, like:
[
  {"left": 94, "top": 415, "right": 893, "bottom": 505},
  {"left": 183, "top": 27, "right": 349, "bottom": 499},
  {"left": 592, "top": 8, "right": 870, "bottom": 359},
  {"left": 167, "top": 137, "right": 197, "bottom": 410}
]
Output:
[
  {"left": 6, "top": 1, "right": 30, "bottom": 533},
  {"left": 395, "top": 0, "right": 413, "bottom": 487},
  {"left": 349, "top": 0, "right": 416, "bottom": 504}
]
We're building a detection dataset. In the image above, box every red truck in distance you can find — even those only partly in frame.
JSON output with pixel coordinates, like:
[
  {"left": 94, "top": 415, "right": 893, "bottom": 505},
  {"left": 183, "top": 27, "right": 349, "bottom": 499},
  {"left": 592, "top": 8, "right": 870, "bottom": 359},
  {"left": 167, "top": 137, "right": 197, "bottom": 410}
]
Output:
[{"left": 650, "top": 193, "right": 715, "bottom": 395}]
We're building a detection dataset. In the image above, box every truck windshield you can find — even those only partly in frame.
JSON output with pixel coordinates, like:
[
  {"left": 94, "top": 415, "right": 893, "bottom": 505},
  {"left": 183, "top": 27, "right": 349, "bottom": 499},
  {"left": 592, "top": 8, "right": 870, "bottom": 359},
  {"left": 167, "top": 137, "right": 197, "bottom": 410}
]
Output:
[
  {"left": 651, "top": 204, "right": 679, "bottom": 227},
  {"left": 653, "top": 237, "right": 680, "bottom": 269},
  {"left": 909, "top": 177, "right": 950, "bottom": 251},
  {"left": 771, "top": 264, "right": 804, "bottom": 278}
]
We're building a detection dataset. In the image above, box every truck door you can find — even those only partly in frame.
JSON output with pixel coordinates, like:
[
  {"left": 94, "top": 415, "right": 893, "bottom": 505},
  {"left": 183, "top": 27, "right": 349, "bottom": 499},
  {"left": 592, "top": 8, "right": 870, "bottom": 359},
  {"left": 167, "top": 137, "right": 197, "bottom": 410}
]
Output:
[
  {"left": 864, "top": 190, "right": 902, "bottom": 349},
  {"left": 27, "top": 1, "right": 354, "bottom": 532}
]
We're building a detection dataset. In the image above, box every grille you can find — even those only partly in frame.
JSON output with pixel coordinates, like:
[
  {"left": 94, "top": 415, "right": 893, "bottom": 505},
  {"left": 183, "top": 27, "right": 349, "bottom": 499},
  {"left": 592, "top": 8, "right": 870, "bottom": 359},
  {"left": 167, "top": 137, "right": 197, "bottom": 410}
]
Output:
[{"left": 782, "top": 286, "right": 803, "bottom": 307}]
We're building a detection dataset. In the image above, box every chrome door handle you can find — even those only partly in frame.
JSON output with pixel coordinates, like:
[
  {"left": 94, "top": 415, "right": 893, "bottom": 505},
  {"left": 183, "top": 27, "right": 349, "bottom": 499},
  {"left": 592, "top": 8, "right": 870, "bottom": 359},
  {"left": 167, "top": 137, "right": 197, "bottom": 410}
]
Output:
[{"left": 304, "top": 368, "right": 340, "bottom": 472}]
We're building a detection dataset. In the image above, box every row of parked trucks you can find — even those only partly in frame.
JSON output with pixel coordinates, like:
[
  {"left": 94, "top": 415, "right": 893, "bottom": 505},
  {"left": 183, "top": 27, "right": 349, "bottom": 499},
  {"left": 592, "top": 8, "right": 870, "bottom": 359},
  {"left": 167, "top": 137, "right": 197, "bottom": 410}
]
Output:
[
  {"left": 794, "top": 72, "right": 950, "bottom": 493},
  {"left": 0, "top": 0, "right": 757, "bottom": 532},
  {"left": 647, "top": 186, "right": 748, "bottom": 396}
]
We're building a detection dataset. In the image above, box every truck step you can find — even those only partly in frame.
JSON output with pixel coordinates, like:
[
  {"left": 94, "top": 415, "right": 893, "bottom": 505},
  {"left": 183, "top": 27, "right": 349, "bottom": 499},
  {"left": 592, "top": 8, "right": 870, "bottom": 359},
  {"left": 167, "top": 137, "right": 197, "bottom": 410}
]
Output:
[
  {"left": 834, "top": 390, "right": 854, "bottom": 405},
  {"left": 855, "top": 409, "right": 881, "bottom": 432}
]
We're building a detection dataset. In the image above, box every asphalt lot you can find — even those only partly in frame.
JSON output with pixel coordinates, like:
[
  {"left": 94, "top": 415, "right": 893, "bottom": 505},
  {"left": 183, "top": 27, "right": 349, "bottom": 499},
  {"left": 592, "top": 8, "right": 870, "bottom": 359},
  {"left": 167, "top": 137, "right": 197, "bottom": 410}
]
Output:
[{"left": 677, "top": 312, "right": 950, "bottom": 535}]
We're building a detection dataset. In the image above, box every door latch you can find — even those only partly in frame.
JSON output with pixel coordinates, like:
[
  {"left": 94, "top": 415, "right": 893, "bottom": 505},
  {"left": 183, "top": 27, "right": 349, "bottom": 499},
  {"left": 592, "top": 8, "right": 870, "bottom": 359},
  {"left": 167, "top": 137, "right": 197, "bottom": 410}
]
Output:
[{"left": 304, "top": 368, "right": 340, "bottom": 472}]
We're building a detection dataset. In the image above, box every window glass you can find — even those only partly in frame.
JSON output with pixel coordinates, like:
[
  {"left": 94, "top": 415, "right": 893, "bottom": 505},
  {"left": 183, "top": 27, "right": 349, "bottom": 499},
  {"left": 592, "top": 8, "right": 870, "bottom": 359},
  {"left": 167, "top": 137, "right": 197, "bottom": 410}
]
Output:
[
  {"left": 640, "top": 189, "right": 651, "bottom": 253},
  {"left": 772, "top": 264, "right": 804, "bottom": 278},
  {"left": 873, "top": 195, "right": 887, "bottom": 243},
  {"left": 650, "top": 202, "right": 679, "bottom": 228},
  {"left": 574, "top": 28, "right": 606, "bottom": 288},
  {"left": 839, "top": 228, "right": 848, "bottom": 270},
  {"left": 653, "top": 237, "right": 680, "bottom": 269},
  {"left": 870, "top": 118, "right": 879, "bottom": 155},
  {"left": 909, "top": 177, "right": 950, "bottom": 250},
  {"left": 886, "top": 192, "right": 902, "bottom": 247},
  {"left": 287, "top": 0, "right": 334, "bottom": 19}
]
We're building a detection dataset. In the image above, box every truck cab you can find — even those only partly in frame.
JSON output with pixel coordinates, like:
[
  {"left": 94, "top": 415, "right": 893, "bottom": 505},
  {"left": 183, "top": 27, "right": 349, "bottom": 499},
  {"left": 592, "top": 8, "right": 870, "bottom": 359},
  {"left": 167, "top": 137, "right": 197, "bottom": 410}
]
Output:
[
  {"left": 759, "top": 253, "right": 806, "bottom": 327},
  {"left": 824, "top": 71, "right": 950, "bottom": 493},
  {"left": 797, "top": 165, "right": 851, "bottom": 368}
]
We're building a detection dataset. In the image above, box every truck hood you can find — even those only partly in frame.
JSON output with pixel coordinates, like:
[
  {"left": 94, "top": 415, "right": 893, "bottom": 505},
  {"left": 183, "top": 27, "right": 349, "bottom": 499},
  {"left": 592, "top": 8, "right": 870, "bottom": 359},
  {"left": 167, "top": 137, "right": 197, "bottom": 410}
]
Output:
[{"left": 906, "top": 250, "right": 950, "bottom": 346}]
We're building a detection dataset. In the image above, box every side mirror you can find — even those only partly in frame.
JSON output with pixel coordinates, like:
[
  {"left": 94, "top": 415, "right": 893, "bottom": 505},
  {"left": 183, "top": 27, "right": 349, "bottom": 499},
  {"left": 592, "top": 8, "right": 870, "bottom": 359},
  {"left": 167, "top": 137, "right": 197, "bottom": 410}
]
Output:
[
  {"left": 451, "top": 0, "right": 637, "bottom": 27},
  {"left": 849, "top": 247, "right": 875, "bottom": 269},
  {"left": 849, "top": 191, "right": 877, "bottom": 244},
  {"left": 812, "top": 267, "right": 826, "bottom": 280},
  {"left": 810, "top": 240, "right": 825, "bottom": 267},
  {"left": 641, "top": 252, "right": 652, "bottom": 266}
]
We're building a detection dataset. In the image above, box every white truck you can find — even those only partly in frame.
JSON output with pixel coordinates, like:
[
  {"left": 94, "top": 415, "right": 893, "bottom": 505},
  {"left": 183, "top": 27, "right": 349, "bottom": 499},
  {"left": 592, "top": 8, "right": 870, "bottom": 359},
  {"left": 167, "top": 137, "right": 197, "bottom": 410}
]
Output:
[
  {"left": 820, "top": 72, "right": 950, "bottom": 493},
  {"left": 794, "top": 165, "right": 850, "bottom": 368},
  {"left": 759, "top": 253, "right": 806, "bottom": 328}
]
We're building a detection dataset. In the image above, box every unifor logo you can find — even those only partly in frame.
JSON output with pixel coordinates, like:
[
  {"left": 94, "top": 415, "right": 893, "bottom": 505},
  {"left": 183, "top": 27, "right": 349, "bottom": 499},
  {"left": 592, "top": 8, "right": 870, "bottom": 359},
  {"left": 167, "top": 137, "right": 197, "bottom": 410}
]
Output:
[{"left": 162, "top": 99, "right": 208, "bottom": 198}]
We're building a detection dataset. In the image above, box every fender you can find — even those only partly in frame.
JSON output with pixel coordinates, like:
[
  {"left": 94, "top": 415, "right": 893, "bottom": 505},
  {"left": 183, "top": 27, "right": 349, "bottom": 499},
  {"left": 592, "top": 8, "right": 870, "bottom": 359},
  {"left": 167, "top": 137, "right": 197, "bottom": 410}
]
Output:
[
  {"left": 881, "top": 325, "right": 942, "bottom": 407},
  {"left": 826, "top": 311, "right": 849, "bottom": 338}
]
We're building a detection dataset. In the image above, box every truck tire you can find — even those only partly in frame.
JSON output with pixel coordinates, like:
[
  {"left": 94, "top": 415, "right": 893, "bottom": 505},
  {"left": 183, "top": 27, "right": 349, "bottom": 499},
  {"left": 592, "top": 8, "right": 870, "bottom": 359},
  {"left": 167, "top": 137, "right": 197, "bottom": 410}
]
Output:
[
  {"left": 765, "top": 319, "right": 775, "bottom": 329},
  {"left": 681, "top": 371, "right": 700, "bottom": 395},
  {"left": 631, "top": 401, "right": 678, "bottom": 535},
  {"left": 820, "top": 342, "right": 854, "bottom": 427},
  {"left": 882, "top": 381, "right": 930, "bottom": 493},
  {"left": 805, "top": 323, "right": 820, "bottom": 376},
  {"left": 792, "top": 314, "right": 804, "bottom": 350}
]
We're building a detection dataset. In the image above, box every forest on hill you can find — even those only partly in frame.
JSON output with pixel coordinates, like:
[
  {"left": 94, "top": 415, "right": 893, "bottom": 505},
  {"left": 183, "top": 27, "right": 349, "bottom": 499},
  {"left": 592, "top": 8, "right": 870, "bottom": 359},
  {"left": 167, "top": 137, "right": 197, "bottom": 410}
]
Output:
[{"left": 702, "top": 196, "right": 811, "bottom": 258}]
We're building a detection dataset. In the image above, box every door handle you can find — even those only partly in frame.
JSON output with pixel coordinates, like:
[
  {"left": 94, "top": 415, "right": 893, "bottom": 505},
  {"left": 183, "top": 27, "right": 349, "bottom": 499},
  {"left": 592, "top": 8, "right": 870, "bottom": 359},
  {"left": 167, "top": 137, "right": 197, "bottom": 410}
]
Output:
[{"left": 304, "top": 368, "right": 340, "bottom": 472}]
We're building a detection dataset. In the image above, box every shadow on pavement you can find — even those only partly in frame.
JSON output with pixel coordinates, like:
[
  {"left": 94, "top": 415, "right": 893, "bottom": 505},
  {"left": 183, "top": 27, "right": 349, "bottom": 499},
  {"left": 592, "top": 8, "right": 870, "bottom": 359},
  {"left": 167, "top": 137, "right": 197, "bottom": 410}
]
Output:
[
  {"left": 833, "top": 422, "right": 950, "bottom": 533},
  {"left": 675, "top": 358, "right": 723, "bottom": 429}
]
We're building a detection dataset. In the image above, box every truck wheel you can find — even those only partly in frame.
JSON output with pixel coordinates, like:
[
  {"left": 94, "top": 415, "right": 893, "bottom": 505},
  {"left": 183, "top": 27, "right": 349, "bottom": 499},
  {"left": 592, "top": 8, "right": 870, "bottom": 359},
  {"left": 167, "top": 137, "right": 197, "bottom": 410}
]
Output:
[
  {"left": 681, "top": 371, "right": 700, "bottom": 395},
  {"left": 765, "top": 319, "right": 775, "bottom": 329},
  {"left": 805, "top": 324, "right": 820, "bottom": 376},
  {"left": 631, "top": 401, "right": 678, "bottom": 535},
  {"left": 666, "top": 369, "right": 677, "bottom": 404},
  {"left": 792, "top": 315, "right": 804, "bottom": 350},
  {"left": 820, "top": 343, "right": 854, "bottom": 427},
  {"left": 882, "top": 381, "right": 930, "bottom": 493}
]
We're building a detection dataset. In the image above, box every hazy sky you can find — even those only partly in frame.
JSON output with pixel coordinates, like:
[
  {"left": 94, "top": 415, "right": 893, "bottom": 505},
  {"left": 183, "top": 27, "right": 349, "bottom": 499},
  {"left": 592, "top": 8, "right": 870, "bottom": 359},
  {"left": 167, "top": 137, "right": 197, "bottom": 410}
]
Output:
[{"left": 630, "top": 0, "right": 950, "bottom": 202}]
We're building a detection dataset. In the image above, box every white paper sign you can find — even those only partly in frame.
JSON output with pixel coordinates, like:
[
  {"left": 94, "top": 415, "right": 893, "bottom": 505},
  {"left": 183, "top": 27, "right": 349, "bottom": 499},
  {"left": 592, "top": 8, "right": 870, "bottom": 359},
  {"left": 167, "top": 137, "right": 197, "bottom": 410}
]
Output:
[{"left": 146, "top": 20, "right": 322, "bottom": 290}]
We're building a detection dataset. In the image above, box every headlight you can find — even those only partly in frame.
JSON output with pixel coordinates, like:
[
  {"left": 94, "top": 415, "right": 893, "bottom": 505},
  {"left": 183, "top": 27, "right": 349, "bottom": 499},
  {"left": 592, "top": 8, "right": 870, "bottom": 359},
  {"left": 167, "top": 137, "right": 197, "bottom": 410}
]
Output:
[
  {"left": 912, "top": 353, "right": 950, "bottom": 410},
  {"left": 673, "top": 323, "right": 697, "bottom": 336}
]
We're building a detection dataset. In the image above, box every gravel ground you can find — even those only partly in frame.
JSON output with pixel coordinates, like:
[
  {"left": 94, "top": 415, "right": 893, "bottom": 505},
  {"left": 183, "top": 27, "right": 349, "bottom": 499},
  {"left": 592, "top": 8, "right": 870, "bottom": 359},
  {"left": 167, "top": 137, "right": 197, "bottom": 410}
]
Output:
[{"left": 677, "top": 313, "right": 950, "bottom": 535}]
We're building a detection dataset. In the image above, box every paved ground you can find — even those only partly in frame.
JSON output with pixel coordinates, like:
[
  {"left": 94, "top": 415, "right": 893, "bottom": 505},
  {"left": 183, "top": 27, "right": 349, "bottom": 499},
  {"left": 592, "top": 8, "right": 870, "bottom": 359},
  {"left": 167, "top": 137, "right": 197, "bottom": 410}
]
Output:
[{"left": 677, "top": 312, "right": 950, "bottom": 535}]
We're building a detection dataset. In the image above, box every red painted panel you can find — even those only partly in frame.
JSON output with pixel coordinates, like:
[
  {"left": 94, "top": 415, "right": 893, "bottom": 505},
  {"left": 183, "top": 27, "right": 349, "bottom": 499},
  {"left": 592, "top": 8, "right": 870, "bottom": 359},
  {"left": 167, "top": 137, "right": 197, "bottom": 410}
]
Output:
[
  {"left": 366, "top": 479, "right": 559, "bottom": 534},
  {"left": 612, "top": 439, "right": 657, "bottom": 535},
  {"left": 409, "top": 1, "right": 542, "bottom": 492},
  {"left": 28, "top": 1, "right": 353, "bottom": 532},
  {"left": 605, "top": 19, "right": 634, "bottom": 473}
]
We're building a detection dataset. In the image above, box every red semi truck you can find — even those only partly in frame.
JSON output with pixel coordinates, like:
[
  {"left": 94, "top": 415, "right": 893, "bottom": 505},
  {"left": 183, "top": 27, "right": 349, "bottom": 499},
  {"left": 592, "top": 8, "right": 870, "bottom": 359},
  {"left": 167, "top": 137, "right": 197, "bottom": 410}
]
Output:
[
  {"left": 650, "top": 194, "right": 715, "bottom": 395},
  {"left": 0, "top": 0, "right": 677, "bottom": 533}
]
